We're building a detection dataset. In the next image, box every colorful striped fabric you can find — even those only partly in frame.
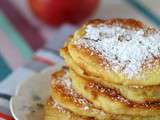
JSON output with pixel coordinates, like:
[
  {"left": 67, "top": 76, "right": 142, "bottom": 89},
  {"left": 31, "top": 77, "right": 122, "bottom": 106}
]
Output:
[
  {"left": 0, "top": 0, "right": 160, "bottom": 118},
  {"left": 0, "top": 12, "right": 33, "bottom": 60},
  {"left": 0, "top": 55, "right": 12, "bottom": 81},
  {"left": 0, "top": 0, "right": 45, "bottom": 81}
]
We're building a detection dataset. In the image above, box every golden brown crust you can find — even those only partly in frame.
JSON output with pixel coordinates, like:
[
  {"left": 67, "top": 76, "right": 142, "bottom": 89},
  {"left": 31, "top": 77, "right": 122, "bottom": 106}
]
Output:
[
  {"left": 70, "top": 69, "right": 160, "bottom": 116},
  {"left": 70, "top": 69, "right": 160, "bottom": 109},
  {"left": 45, "top": 97, "right": 94, "bottom": 120},
  {"left": 86, "top": 18, "right": 146, "bottom": 29},
  {"left": 50, "top": 67, "right": 109, "bottom": 120},
  {"left": 51, "top": 67, "right": 92, "bottom": 108},
  {"left": 85, "top": 80, "right": 160, "bottom": 109}
]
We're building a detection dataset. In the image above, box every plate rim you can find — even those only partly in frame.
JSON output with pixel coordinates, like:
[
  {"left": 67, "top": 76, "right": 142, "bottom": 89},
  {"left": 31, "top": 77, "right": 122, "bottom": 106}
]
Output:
[{"left": 9, "top": 64, "right": 63, "bottom": 120}]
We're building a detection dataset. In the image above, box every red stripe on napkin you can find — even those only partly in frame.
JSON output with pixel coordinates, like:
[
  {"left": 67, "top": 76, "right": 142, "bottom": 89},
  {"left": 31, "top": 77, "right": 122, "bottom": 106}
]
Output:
[
  {"left": 33, "top": 56, "right": 55, "bottom": 66},
  {"left": 0, "top": 113, "right": 14, "bottom": 120}
]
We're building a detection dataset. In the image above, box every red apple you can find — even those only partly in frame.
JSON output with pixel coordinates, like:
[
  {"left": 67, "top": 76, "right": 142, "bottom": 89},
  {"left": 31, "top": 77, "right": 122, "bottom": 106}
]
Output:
[{"left": 29, "top": 0, "right": 99, "bottom": 26}]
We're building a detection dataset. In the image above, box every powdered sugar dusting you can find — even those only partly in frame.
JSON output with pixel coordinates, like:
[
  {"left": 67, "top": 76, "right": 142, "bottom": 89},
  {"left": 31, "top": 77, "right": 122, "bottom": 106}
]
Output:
[
  {"left": 55, "top": 69, "right": 91, "bottom": 111},
  {"left": 56, "top": 71, "right": 72, "bottom": 89},
  {"left": 74, "top": 24, "right": 160, "bottom": 79},
  {"left": 52, "top": 100, "right": 67, "bottom": 113}
]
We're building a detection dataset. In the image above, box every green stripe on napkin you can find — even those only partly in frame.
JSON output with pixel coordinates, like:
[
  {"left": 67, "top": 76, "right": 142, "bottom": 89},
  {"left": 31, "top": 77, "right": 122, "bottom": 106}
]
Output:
[
  {"left": 0, "top": 55, "right": 12, "bottom": 81},
  {"left": 0, "top": 12, "right": 33, "bottom": 60},
  {"left": 125, "top": 0, "right": 160, "bottom": 26}
]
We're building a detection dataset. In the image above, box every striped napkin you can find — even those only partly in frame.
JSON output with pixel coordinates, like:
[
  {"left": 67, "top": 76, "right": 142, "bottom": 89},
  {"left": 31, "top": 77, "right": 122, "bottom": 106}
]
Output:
[{"left": 0, "top": 0, "right": 160, "bottom": 119}]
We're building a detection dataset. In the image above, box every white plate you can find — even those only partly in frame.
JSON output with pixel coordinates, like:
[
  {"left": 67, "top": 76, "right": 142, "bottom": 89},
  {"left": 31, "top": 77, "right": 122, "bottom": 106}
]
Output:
[{"left": 10, "top": 64, "right": 62, "bottom": 120}]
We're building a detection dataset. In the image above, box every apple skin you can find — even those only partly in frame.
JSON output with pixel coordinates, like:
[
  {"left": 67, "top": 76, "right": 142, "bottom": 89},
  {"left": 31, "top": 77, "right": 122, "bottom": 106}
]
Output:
[{"left": 29, "top": 0, "right": 99, "bottom": 26}]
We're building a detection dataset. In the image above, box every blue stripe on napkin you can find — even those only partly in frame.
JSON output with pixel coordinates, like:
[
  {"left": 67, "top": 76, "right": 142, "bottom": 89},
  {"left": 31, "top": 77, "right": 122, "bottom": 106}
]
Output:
[
  {"left": 125, "top": 0, "right": 160, "bottom": 26},
  {"left": 0, "top": 93, "right": 11, "bottom": 100},
  {"left": 0, "top": 55, "right": 12, "bottom": 81}
]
